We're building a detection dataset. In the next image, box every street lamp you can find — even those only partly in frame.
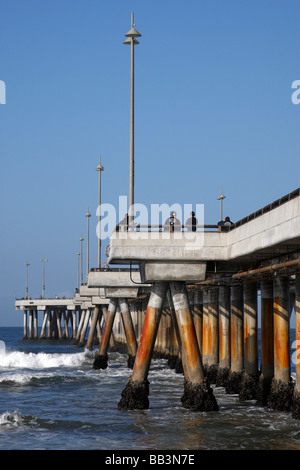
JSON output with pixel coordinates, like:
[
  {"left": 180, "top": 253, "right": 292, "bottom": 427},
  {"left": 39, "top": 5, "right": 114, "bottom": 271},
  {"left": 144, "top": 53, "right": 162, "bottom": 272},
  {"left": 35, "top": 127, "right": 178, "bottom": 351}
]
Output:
[
  {"left": 77, "top": 252, "right": 80, "bottom": 290},
  {"left": 86, "top": 207, "right": 91, "bottom": 277},
  {"left": 80, "top": 234, "right": 84, "bottom": 285},
  {"left": 40, "top": 258, "right": 48, "bottom": 298},
  {"left": 25, "top": 261, "right": 30, "bottom": 298},
  {"left": 124, "top": 12, "right": 141, "bottom": 227},
  {"left": 96, "top": 155, "right": 104, "bottom": 268},
  {"left": 217, "top": 187, "right": 226, "bottom": 221}
]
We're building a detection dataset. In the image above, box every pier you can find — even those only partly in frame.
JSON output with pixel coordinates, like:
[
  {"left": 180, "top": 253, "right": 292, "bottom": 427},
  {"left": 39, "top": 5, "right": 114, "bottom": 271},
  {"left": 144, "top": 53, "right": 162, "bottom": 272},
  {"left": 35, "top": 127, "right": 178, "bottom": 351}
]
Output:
[
  {"left": 13, "top": 13, "right": 300, "bottom": 418},
  {"left": 15, "top": 188, "right": 300, "bottom": 417}
]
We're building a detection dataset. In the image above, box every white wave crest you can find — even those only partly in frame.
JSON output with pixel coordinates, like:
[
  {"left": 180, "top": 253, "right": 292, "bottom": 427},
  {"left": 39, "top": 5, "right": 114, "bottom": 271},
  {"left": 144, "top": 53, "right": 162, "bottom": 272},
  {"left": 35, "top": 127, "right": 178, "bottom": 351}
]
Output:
[
  {"left": 0, "top": 411, "right": 25, "bottom": 428},
  {"left": 0, "top": 350, "right": 86, "bottom": 369}
]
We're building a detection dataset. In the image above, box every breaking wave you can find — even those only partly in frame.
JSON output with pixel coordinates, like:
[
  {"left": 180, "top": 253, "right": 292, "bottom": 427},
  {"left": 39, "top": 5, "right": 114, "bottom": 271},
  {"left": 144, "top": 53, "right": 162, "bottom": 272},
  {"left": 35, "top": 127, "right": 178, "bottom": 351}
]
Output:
[{"left": 0, "top": 349, "right": 87, "bottom": 370}]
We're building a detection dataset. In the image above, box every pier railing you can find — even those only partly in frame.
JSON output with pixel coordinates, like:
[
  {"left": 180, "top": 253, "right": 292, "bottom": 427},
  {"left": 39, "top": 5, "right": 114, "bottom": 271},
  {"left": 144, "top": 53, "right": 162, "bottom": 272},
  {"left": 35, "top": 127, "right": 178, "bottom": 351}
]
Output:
[
  {"left": 116, "top": 224, "right": 220, "bottom": 232},
  {"left": 115, "top": 187, "right": 300, "bottom": 234}
]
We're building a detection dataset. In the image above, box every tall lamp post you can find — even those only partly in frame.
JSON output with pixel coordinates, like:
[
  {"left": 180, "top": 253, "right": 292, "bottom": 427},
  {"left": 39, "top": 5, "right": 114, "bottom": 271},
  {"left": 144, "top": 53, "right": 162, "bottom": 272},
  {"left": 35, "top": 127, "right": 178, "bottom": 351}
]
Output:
[
  {"left": 124, "top": 12, "right": 141, "bottom": 226},
  {"left": 217, "top": 187, "right": 226, "bottom": 221},
  {"left": 77, "top": 252, "right": 80, "bottom": 290},
  {"left": 40, "top": 258, "right": 48, "bottom": 298},
  {"left": 96, "top": 156, "right": 104, "bottom": 268},
  {"left": 86, "top": 207, "right": 91, "bottom": 278},
  {"left": 25, "top": 261, "right": 30, "bottom": 298},
  {"left": 80, "top": 234, "right": 84, "bottom": 285}
]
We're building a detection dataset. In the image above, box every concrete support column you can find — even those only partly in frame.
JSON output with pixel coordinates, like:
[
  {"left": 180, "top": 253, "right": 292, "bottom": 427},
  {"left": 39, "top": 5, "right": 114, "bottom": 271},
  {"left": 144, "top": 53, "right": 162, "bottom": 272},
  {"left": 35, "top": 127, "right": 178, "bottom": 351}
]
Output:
[
  {"left": 257, "top": 280, "right": 274, "bottom": 406},
  {"left": 226, "top": 284, "right": 243, "bottom": 394},
  {"left": 169, "top": 281, "right": 218, "bottom": 412},
  {"left": 165, "top": 304, "right": 171, "bottom": 358},
  {"left": 40, "top": 311, "right": 47, "bottom": 339},
  {"left": 293, "top": 274, "right": 300, "bottom": 419},
  {"left": 217, "top": 286, "right": 230, "bottom": 386},
  {"left": 62, "top": 311, "right": 69, "bottom": 339},
  {"left": 193, "top": 289, "right": 203, "bottom": 355},
  {"left": 29, "top": 310, "right": 33, "bottom": 339},
  {"left": 202, "top": 290, "right": 210, "bottom": 367},
  {"left": 137, "top": 301, "right": 143, "bottom": 342},
  {"left": 102, "top": 306, "right": 117, "bottom": 352},
  {"left": 47, "top": 309, "right": 52, "bottom": 339},
  {"left": 207, "top": 288, "right": 219, "bottom": 384},
  {"left": 156, "top": 306, "right": 167, "bottom": 357},
  {"left": 268, "top": 277, "right": 293, "bottom": 412},
  {"left": 52, "top": 311, "right": 58, "bottom": 339},
  {"left": 23, "top": 310, "right": 28, "bottom": 339},
  {"left": 118, "top": 282, "right": 168, "bottom": 410},
  {"left": 167, "top": 290, "right": 182, "bottom": 372},
  {"left": 56, "top": 311, "right": 63, "bottom": 340},
  {"left": 86, "top": 306, "right": 101, "bottom": 351},
  {"left": 74, "top": 310, "right": 85, "bottom": 343},
  {"left": 119, "top": 298, "right": 138, "bottom": 368},
  {"left": 93, "top": 299, "right": 118, "bottom": 369},
  {"left": 34, "top": 311, "right": 38, "bottom": 339},
  {"left": 47, "top": 310, "right": 52, "bottom": 339},
  {"left": 239, "top": 282, "right": 259, "bottom": 400},
  {"left": 72, "top": 310, "right": 77, "bottom": 339}
]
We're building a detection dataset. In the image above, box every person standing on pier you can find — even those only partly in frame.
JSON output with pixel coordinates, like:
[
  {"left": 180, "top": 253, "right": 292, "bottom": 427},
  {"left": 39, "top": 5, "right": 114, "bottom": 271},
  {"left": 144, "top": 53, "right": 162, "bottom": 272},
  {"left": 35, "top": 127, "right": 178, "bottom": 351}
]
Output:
[
  {"left": 185, "top": 211, "right": 198, "bottom": 231},
  {"left": 164, "top": 211, "right": 181, "bottom": 232}
]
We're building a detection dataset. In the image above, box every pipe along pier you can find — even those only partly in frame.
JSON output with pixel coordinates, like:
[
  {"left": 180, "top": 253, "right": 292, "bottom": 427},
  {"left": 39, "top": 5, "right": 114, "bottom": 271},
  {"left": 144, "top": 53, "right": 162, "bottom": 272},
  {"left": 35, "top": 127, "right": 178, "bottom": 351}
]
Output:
[{"left": 15, "top": 188, "right": 300, "bottom": 417}]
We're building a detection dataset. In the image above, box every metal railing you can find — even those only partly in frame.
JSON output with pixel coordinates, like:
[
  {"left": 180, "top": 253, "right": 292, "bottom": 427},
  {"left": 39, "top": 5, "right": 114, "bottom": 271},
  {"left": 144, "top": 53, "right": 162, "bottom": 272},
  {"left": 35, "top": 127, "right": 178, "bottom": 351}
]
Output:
[
  {"left": 115, "top": 224, "right": 220, "bottom": 232},
  {"left": 229, "top": 187, "right": 300, "bottom": 231}
]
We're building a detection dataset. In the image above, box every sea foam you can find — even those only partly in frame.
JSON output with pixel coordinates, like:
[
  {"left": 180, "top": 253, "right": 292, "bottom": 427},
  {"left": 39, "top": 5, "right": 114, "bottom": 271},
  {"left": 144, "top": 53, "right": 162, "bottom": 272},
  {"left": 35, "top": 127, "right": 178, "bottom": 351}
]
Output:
[{"left": 0, "top": 349, "right": 86, "bottom": 369}]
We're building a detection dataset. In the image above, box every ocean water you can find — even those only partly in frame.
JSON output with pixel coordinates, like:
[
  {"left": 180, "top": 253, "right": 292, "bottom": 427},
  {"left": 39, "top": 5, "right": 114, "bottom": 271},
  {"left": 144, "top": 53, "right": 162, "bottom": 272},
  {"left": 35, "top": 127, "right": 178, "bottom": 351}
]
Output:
[{"left": 0, "top": 327, "right": 300, "bottom": 451}]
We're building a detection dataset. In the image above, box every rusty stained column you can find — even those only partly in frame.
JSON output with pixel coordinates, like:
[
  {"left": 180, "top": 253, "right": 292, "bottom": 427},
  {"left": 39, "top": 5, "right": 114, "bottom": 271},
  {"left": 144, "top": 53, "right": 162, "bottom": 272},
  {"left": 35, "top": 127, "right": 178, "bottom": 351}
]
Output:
[
  {"left": 155, "top": 305, "right": 167, "bottom": 358},
  {"left": 202, "top": 290, "right": 210, "bottom": 368},
  {"left": 217, "top": 286, "right": 230, "bottom": 386},
  {"left": 193, "top": 289, "right": 203, "bottom": 356},
  {"left": 268, "top": 276, "right": 293, "bottom": 412},
  {"left": 86, "top": 306, "right": 101, "bottom": 351},
  {"left": 119, "top": 298, "right": 138, "bottom": 368},
  {"left": 257, "top": 280, "right": 274, "bottom": 406},
  {"left": 93, "top": 299, "right": 118, "bottom": 370},
  {"left": 137, "top": 300, "right": 143, "bottom": 342},
  {"left": 207, "top": 288, "right": 219, "bottom": 384},
  {"left": 239, "top": 282, "right": 259, "bottom": 401},
  {"left": 226, "top": 284, "right": 243, "bottom": 394},
  {"left": 160, "top": 304, "right": 170, "bottom": 358},
  {"left": 167, "top": 290, "right": 182, "bottom": 372},
  {"left": 165, "top": 304, "right": 171, "bottom": 359},
  {"left": 169, "top": 281, "right": 218, "bottom": 412},
  {"left": 293, "top": 274, "right": 300, "bottom": 419},
  {"left": 118, "top": 282, "right": 168, "bottom": 410}
]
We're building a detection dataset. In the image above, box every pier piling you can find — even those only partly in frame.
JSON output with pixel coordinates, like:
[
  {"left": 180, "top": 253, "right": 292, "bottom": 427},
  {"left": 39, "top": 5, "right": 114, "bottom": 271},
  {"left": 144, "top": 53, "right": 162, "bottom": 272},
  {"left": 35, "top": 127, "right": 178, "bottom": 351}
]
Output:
[
  {"left": 169, "top": 281, "right": 218, "bottom": 412},
  {"left": 216, "top": 286, "right": 230, "bottom": 386},
  {"left": 226, "top": 284, "right": 243, "bottom": 394},
  {"left": 93, "top": 299, "right": 118, "bottom": 369},
  {"left": 119, "top": 298, "right": 138, "bottom": 368},
  {"left": 268, "top": 277, "right": 294, "bottom": 411},
  {"left": 118, "top": 282, "right": 168, "bottom": 410},
  {"left": 239, "top": 282, "right": 258, "bottom": 400},
  {"left": 293, "top": 274, "right": 300, "bottom": 418}
]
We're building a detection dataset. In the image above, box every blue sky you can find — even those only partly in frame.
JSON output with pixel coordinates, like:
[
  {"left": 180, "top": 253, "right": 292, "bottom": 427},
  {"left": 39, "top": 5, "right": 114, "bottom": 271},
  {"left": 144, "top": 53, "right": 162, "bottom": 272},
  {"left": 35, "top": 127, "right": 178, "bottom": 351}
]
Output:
[{"left": 0, "top": 0, "right": 299, "bottom": 326}]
